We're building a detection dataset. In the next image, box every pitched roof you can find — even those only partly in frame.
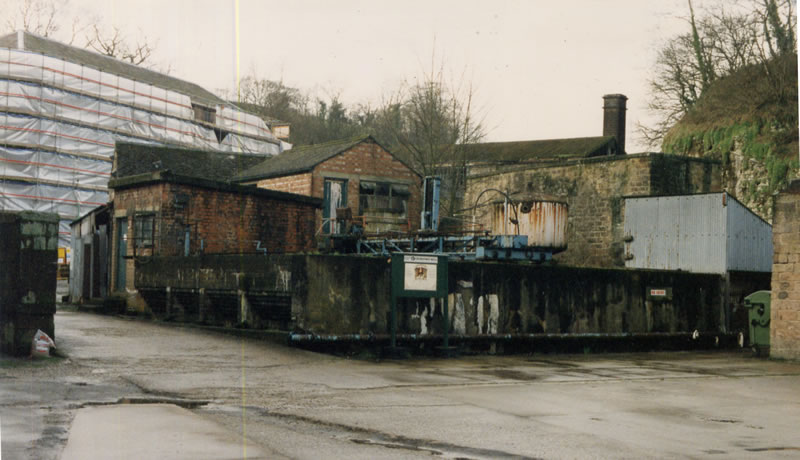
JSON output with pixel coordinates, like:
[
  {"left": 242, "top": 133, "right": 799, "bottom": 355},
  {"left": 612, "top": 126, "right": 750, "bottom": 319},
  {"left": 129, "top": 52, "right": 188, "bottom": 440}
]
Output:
[
  {"left": 108, "top": 170, "right": 322, "bottom": 207},
  {"left": 236, "top": 135, "right": 373, "bottom": 181},
  {"left": 0, "top": 31, "right": 224, "bottom": 105},
  {"left": 460, "top": 136, "right": 618, "bottom": 164},
  {"left": 114, "top": 142, "right": 265, "bottom": 182}
]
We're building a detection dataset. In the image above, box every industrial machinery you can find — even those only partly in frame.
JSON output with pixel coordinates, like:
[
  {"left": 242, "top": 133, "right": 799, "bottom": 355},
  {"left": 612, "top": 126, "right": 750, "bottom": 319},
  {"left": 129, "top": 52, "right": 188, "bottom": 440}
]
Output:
[{"left": 348, "top": 177, "right": 568, "bottom": 262}]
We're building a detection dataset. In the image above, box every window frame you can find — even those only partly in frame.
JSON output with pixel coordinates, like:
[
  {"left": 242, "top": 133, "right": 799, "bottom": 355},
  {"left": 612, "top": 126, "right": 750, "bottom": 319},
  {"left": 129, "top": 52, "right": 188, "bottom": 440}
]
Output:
[
  {"left": 359, "top": 180, "right": 410, "bottom": 215},
  {"left": 133, "top": 213, "right": 155, "bottom": 249}
]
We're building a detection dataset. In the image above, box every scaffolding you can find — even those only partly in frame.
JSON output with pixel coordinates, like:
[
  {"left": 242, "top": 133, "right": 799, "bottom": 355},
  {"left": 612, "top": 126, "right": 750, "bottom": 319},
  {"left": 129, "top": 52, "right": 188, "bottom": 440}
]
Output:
[{"left": 0, "top": 31, "right": 284, "bottom": 247}]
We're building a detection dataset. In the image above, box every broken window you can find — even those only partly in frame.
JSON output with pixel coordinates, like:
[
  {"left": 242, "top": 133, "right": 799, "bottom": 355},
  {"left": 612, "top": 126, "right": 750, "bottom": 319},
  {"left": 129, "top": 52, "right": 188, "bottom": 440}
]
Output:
[
  {"left": 133, "top": 213, "right": 155, "bottom": 248},
  {"left": 359, "top": 181, "right": 410, "bottom": 215}
]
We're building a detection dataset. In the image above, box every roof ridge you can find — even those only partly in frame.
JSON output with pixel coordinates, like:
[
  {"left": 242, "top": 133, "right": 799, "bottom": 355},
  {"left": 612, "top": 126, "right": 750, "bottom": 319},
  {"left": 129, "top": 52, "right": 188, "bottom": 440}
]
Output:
[
  {"left": 465, "top": 135, "right": 613, "bottom": 147},
  {"left": 289, "top": 134, "right": 370, "bottom": 151},
  {"left": 1, "top": 30, "right": 224, "bottom": 106}
]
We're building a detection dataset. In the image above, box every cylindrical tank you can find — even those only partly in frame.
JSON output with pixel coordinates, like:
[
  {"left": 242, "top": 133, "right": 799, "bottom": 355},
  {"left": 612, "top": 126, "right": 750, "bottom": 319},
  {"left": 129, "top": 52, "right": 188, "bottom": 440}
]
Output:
[{"left": 490, "top": 199, "right": 568, "bottom": 250}]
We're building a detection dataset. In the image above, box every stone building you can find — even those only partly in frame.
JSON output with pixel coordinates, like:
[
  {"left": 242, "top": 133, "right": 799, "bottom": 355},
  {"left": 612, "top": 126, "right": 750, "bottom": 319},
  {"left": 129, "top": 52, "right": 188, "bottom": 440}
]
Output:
[
  {"left": 236, "top": 135, "right": 422, "bottom": 234},
  {"left": 463, "top": 95, "right": 722, "bottom": 268},
  {"left": 771, "top": 179, "right": 800, "bottom": 360}
]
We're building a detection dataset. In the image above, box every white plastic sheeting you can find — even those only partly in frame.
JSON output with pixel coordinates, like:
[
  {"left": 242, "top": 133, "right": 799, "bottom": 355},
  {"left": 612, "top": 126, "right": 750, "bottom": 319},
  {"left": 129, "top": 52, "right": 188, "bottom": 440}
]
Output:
[
  {"left": 0, "top": 47, "right": 283, "bottom": 246},
  {"left": 0, "top": 146, "right": 110, "bottom": 187},
  {"left": 1, "top": 48, "right": 279, "bottom": 145},
  {"left": 1, "top": 80, "right": 278, "bottom": 154}
]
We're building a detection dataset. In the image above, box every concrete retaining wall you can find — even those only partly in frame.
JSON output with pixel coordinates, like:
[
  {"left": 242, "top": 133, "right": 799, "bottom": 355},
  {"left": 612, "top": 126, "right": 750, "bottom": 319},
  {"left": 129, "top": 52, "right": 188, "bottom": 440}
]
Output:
[{"left": 134, "top": 255, "right": 766, "bottom": 338}]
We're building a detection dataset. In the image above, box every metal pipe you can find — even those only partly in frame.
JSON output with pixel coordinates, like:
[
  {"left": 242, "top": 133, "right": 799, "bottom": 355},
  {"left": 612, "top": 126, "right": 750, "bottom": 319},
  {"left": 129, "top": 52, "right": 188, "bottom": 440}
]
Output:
[{"left": 288, "top": 331, "right": 738, "bottom": 342}]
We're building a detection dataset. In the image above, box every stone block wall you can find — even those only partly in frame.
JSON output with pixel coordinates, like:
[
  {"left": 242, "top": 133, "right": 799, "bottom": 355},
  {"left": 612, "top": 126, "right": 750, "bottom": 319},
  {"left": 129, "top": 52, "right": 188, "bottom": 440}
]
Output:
[
  {"left": 771, "top": 180, "right": 800, "bottom": 360},
  {"left": 465, "top": 154, "right": 721, "bottom": 268}
]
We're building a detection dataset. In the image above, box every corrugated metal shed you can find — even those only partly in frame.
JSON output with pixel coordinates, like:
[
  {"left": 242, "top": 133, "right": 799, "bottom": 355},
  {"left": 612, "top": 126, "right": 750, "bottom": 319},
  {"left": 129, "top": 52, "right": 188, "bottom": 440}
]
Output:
[{"left": 624, "top": 193, "right": 772, "bottom": 274}]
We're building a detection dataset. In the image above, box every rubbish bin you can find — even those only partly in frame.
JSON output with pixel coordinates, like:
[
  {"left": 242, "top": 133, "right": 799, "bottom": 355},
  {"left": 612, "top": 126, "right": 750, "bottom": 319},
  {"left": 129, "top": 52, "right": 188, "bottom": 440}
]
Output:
[{"left": 743, "top": 290, "right": 771, "bottom": 356}]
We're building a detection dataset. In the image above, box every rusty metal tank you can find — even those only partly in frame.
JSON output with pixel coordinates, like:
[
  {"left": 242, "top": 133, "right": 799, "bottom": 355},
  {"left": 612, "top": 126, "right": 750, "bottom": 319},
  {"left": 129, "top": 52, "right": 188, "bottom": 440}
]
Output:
[{"left": 489, "top": 198, "right": 568, "bottom": 250}]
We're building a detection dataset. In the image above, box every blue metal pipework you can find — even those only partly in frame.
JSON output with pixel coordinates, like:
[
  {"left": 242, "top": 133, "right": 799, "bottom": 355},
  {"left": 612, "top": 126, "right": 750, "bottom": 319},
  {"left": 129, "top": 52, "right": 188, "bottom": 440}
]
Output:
[
  {"left": 356, "top": 234, "right": 554, "bottom": 261},
  {"left": 421, "top": 176, "right": 441, "bottom": 232}
]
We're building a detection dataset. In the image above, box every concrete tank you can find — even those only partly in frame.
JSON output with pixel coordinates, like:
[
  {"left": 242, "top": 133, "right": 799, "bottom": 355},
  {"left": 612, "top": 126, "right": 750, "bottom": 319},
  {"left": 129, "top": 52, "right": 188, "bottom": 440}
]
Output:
[{"left": 490, "top": 200, "right": 568, "bottom": 250}]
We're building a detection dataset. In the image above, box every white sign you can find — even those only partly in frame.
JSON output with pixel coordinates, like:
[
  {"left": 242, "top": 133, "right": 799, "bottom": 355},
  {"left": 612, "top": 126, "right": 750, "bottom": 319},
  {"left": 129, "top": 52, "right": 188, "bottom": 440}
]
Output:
[
  {"left": 404, "top": 259, "right": 437, "bottom": 291},
  {"left": 405, "top": 255, "right": 438, "bottom": 264}
]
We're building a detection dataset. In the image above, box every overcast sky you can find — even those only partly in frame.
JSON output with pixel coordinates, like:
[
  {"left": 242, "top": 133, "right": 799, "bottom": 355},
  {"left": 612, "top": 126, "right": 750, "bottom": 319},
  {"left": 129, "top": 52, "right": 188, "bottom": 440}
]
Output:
[{"left": 65, "top": 0, "right": 733, "bottom": 153}]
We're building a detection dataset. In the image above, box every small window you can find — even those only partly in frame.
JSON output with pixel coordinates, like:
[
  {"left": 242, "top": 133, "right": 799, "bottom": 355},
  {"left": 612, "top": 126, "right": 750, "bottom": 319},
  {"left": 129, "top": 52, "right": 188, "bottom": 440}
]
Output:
[
  {"left": 192, "top": 103, "right": 216, "bottom": 124},
  {"left": 134, "top": 214, "right": 155, "bottom": 248}
]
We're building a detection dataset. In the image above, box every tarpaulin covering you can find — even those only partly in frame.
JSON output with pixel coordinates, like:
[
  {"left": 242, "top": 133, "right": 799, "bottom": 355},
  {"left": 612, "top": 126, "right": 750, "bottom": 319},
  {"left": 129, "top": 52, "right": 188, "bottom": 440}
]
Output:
[{"left": 0, "top": 47, "right": 286, "bottom": 247}]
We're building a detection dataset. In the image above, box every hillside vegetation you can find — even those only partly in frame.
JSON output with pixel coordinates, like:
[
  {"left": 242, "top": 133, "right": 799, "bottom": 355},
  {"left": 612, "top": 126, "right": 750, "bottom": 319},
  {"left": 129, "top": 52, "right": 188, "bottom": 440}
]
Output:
[{"left": 662, "top": 53, "right": 798, "bottom": 220}]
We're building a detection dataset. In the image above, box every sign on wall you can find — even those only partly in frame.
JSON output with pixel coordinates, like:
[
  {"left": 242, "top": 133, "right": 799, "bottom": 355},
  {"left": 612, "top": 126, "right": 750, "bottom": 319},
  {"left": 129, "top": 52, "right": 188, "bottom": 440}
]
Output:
[
  {"left": 391, "top": 253, "right": 448, "bottom": 298},
  {"left": 403, "top": 255, "right": 438, "bottom": 292}
]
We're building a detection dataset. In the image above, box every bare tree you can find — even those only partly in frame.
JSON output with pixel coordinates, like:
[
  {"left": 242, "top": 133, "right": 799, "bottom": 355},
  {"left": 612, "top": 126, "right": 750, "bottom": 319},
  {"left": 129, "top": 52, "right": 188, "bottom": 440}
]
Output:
[
  {"left": 4, "top": 0, "right": 60, "bottom": 37},
  {"left": 85, "top": 24, "right": 155, "bottom": 66},
  {"left": 3, "top": 0, "right": 160, "bottom": 67},
  {"left": 638, "top": 0, "right": 796, "bottom": 148},
  {"left": 372, "top": 54, "right": 485, "bottom": 216}
]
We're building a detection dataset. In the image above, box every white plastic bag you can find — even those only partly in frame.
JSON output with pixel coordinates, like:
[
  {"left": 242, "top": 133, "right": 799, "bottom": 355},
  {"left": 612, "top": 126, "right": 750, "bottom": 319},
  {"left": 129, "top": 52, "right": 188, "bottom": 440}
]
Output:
[{"left": 30, "top": 329, "right": 56, "bottom": 358}]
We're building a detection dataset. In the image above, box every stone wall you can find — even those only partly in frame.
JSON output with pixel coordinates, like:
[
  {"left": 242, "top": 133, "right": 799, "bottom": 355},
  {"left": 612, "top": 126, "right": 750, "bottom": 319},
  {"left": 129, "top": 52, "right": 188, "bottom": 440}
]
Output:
[
  {"left": 771, "top": 180, "right": 800, "bottom": 360},
  {"left": 465, "top": 154, "right": 721, "bottom": 268}
]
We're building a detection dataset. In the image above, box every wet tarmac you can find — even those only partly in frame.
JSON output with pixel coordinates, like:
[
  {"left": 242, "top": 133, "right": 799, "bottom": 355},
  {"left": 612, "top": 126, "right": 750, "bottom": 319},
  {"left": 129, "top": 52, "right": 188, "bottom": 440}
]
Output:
[{"left": 2, "top": 310, "right": 800, "bottom": 459}]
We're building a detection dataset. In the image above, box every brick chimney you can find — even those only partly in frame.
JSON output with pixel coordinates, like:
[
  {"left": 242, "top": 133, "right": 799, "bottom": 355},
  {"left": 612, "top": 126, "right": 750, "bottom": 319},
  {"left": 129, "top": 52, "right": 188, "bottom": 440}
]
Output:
[{"left": 603, "top": 94, "right": 627, "bottom": 154}]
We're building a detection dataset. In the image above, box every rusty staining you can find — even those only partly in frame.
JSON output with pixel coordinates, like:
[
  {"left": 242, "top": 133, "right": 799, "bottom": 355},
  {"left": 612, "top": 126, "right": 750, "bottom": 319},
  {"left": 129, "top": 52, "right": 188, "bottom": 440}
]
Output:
[{"left": 489, "top": 201, "right": 568, "bottom": 248}]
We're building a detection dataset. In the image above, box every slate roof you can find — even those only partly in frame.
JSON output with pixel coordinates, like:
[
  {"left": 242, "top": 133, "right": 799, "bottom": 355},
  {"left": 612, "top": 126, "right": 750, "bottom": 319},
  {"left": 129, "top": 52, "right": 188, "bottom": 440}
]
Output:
[
  {"left": 0, "top": 31, "right": 224, "bottom": 105},
  {"left": 108, "top": 170, "right": 322, "bottom": 207},
  {"left": 232, "top": 102, "right": 290, "bottom": 126},
  {"left": 459, "top": 136, "right": 618, "bottom": 164},
  {"left": 114, "top": 142, "right": 265, "bottom": 182},
  {"left": 236, "top": 135, "right": 375, "bottom": 182}
]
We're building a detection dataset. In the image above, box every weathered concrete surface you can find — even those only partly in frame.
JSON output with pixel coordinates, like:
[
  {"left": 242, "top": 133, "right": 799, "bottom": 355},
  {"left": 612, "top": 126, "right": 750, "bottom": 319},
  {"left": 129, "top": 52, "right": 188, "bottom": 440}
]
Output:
[
  {"left": 137, "top": 255, "right": 770, "bottom": 337},
  {"left": 4, "top": 310, "right": 800, "bottom": 459},
  {"left": 60, "top": 404, "right": 272, "bottom": 460}
]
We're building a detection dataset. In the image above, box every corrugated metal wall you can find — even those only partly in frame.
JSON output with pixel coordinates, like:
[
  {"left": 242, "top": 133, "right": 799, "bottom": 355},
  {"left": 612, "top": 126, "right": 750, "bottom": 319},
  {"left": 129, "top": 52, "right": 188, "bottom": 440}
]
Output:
[
  {"left": 726, "top": 198, "right": 773, "bottom": 272},
  {"left": 624, "top": 193, "right": 771, "bottom": 274}
]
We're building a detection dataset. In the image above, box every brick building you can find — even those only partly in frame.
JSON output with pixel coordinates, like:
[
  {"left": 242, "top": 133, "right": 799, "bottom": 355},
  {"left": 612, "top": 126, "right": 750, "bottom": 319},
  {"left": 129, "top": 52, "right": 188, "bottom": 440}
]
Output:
[
  {"left": 771, "top": 179, "right": 800, "bottom": 360},
  {"left": 236, "top": 135, "right": 422, "bottom": 234},
  {"left": 71, "top": 143, "right": 320, "bottom": 305}
]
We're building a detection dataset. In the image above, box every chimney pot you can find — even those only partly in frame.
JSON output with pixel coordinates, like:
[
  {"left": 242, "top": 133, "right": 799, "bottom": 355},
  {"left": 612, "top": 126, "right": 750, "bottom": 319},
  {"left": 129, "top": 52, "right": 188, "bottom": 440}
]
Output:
[{"left": 603, "top": 94, "right": 627, "bottom": 154}]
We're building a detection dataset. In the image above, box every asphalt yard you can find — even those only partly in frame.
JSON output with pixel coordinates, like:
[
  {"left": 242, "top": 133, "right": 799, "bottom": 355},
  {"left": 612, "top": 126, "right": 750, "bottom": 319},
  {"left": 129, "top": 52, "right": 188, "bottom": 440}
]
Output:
[{"left": 2, "top": 310, "right": 800, "bottom": 459}]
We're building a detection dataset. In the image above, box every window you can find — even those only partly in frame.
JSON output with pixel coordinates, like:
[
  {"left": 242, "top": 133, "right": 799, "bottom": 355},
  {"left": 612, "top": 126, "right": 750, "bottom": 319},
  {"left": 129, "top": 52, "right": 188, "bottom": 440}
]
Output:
[
  {"left": 359, "top": 181, "right": 410, "bottom": 215},
  {"left": 192, "top": 103, "right": 216, "bottom": 124},
  {"left": 134, "top": 214, "right": 155, "bottom": 248}
]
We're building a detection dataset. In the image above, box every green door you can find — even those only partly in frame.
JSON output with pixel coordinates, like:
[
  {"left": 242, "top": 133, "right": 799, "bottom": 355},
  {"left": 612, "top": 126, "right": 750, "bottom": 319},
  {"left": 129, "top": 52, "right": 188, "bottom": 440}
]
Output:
[
  {"left": 115, "top": 217, "right": 127, "bottom": 291},
  {"left": 323, "top": 179, "right": 347, "bottom": 233}
]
